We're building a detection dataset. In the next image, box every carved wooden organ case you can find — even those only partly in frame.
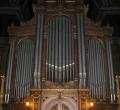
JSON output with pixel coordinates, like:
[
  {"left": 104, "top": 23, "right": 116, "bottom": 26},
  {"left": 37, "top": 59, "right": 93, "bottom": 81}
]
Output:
[{"left": 4, "top": 1, "right": 116, "bottom": 110}]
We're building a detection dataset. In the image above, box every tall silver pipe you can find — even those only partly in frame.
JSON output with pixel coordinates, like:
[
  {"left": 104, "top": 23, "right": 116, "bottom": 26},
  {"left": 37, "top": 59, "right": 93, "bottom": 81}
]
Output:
[
  {"left": 20, "top": 42, "right": 24, "bottom": 99},
  {"left": 22, "top": 41, "right": 27, "bottom": 99},
  {"left": 25, "top": 40, "right": 31, "bottom": 99},
  {"left": 55, "top": 17, "right": 58, "bottom": 82},
  {"left": 18, "top": 43, "right": 23, "bottom": 99},
  {"left": 106, "top": 40, "right": 115, "bottom": 103},
  {"left": 15, "top": 45, "right": 20, "bottom": 98},
  {"left": 58, "top": 16, "right": 61, "bottom": 82},
  {"left": 101, "top": 46, "right": 106, "bottom": 99},
  {"left": 38, "top": 15, "right": 44, "bottom": 88},
  {"left": 60, "top": 16, "right": 63, "bottom": 83},
  {"left": 97, "top": 42, "right": 101, "bottom": 99},
  {"left": 98, "top": 41, "right": 101, "bottom": 99},
  {"left": 101, "top": 45, "right": 104, "bottom": 99},
  {"left": 100, "top": 43, "right": 104, "bottom": 99},
  {"left": 34, "top": 15, "right": 40, "bottom": 87},
  {"left": 34, "top": 14, "right": 44, "bottom": 88},
  {"left": 52, "top": 19, "right": 55, "bottom": 82},
  {"left": 59, "top": 16, "right": 63, "bottom": 82},
  {"left": 49, "top": 20, "right": 52, "bottom": 81},
  {"left": 94, "top": 40, "right": 98, "bottom": 99},
  {"left": 26, "top": 42, "right": 29, "bottom": 98},
  {"left": 71, "top": 26, "right": 74, "bottom": 81},
  {"left": 77, "top": 14, "right": 83, "bottom": 88},
  {"left": 62, "top": 17, "right": 65, "bottom": 83},
  {"left": 65, "top": 18, "right": 69, "bottom": 82},
  {"left": 69, "top": 19, "right": 72, "bottom": 81},
  {"left": 99, "top": 45, "right": 102, "bottom": 99},
  {"left": 19, "top": 44, "right": 22, "bottom": 98},
  {"left": 20, "top": 41, "right": 25, "bottom": 99},
  {"left": 48, "top": 20, "right": 52, "bottom": 81},
  {"left": 94, "top": 40, "right": 97, "bottom": 99},
  {"left": 23, "top": 41, "right": 27, "bottom": 99},
  {"left": 80, "top": 15, "right": 86, "bottom": 88},
  {"left": 88, "top": 40, "right": 92, "bottom": 97},
  {"left": 92, "top": 40, "right": 96, "bottom": 99},
  {"left": 25, "top": 42, "right": 28, "bottom": 99},
  {"left": 46, "top": 21, "right": 49, "bottom": 80},
  {"left": 92, "top": 40, "right": 95, "bottom": 98},
  {"left": 91, "top": 40, "right": 95, "bottom": 98},
  {"left": 29, "top": 42, "right": 33, "bottom": 96}
]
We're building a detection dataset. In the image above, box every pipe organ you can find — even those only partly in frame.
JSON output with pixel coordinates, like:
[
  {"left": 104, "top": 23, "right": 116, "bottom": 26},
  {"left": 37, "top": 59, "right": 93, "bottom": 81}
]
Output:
[
  {"left": 46, "top": 16, "right": 74, "bottom": 83},
  {"left": 14, "top": 39, "right": 34, "bottom": 99},
  {"left": 87, "top": 39, "right": 106, "bottom": 99},
  {"left": 4, "top": 1, "right": 116, "bottom": 110}
]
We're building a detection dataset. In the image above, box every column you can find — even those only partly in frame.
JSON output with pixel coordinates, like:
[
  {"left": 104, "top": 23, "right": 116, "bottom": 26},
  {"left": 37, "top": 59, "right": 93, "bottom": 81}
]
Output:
[
  {"left": 34, "top": 14, "right": 44, "bottom": 88},
  {"left": 4, "top": 38, "right": 15, "bottom": 104}
]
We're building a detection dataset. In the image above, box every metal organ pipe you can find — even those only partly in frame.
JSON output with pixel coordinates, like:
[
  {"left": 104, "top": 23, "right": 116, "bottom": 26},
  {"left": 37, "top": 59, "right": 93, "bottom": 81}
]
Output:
[
  {"left": 58, "top": 16, "right": 61, "bottom": 82},
  {"left": 34, "top": 15, "right": 44, "bottom": 88},
  {"left": 98, "top": 45, "right": 102, "bottom": 99},
  {"left": 22, "top": 42, "right": 26, "bottom": 99},
  {"left": 17, "top": 44, "right": 23, "bottom": 98},
  {"left": 69, "top": 20, "right": 72, "bottom": 81},
  {"left": 52, "top": 19, "right": 55, "bottom": 82},
  {"left": 61, "top": 16, "right": 63, "bottom": 83},
  {"left": 87, "top": 39, "right": 106, "bottom": 100},
  {"left": 62, "top": 16, "right": 65, "bottom": 83},
  {"left": 46, "top": 16, "right": 73, "bottom": 83},
  {"left": 91, "top": 40, "right": 95, "bottom": 98},
  {"left": 94, "top": 41, "right": 98, "bottom": 99},
  {"left": 106, "top": 40, "right": 115, "bottom": 103},
  {"left": 80, "top": 15, "right": 86, "bottom": 88},
  {"left": 55, "top": 17, "right": 58, "bottom": 82},
  {"left": 101, "top": 45, "right": 106, "bottom": 99},
  {"left": 72, "top": 28, "right": 75, "bottom": 81},
  {"left": 46, "top": 21, "right": 49, "bottom": 80},
  {"left": 77, "top": 14, "right": 83, "bottom": 88},
  {"left": 87, "top": 40, "right": 92, "bottom": 97},
  {"left": 34, "top": 15, "right": 40, "bottom": 87},
  {"left": 5, "top": 39, "right": 15, "bottom": 103},
  {"left": 14, "top": 40, "right": 34, "bottom": 100},
  {"left": 65, "top": 17, "right": 69, "bottom": 82},
  {"left": 47, "top": 20, "right": 52, "bottom": 81},
  {"left": 97, "top": 43, "right": 101, "bottom": 99},
  {"left": 19, "top": 43, "right": 22, "bottom": 99}
]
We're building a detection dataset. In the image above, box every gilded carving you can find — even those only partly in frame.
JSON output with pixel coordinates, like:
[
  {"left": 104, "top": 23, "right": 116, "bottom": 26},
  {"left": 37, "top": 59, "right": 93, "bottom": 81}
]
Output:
[{"left": 42, "top": 80, "right": 77, "bottom": 89}]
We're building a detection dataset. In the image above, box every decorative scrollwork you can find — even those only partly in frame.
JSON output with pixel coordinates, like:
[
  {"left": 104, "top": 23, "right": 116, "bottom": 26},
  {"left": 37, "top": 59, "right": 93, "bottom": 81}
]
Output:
[{"left": 42, "top": 80, "right": 77, "bottom": 89}]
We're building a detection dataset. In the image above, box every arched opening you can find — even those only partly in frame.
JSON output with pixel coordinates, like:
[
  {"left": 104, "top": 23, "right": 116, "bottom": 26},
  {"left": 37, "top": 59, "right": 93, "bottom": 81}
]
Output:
[
  {"left": 42, "top": 97, "right": 77, "bottom": 110},
  {"left": 50, "top": 104, "right": 69, "bottom": 110}
]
